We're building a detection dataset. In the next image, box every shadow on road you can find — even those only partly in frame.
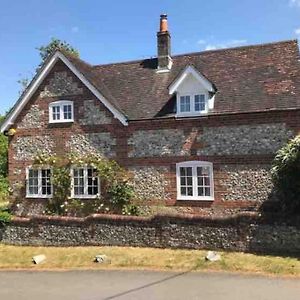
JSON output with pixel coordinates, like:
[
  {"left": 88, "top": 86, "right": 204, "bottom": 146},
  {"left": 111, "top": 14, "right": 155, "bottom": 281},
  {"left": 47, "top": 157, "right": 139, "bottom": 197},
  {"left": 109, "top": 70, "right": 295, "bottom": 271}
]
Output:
[{"left": 103, "top": 268, "right": 195, "bottom": 300}]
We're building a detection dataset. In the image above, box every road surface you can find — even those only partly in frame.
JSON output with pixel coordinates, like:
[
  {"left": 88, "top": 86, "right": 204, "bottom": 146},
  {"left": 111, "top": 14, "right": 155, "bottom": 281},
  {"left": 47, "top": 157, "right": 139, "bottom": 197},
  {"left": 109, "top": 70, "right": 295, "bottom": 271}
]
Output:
[{"left": 0, "top": 270, "right": 299, "bottom": 300}]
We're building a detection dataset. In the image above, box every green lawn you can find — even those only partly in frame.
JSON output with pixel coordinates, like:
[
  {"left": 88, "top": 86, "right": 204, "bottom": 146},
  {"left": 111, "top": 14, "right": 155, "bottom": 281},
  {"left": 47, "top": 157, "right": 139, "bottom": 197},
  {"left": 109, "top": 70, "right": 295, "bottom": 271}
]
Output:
[{"left": 0, "top": 244, "right": 299, "bottom": 276}]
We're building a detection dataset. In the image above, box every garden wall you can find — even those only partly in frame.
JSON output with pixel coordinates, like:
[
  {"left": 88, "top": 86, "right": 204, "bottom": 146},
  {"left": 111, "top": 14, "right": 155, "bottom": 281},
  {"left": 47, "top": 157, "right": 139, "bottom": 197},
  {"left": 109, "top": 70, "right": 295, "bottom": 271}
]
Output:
[{"left": 0, "top": 213, "right": 300, "bottom": 255}]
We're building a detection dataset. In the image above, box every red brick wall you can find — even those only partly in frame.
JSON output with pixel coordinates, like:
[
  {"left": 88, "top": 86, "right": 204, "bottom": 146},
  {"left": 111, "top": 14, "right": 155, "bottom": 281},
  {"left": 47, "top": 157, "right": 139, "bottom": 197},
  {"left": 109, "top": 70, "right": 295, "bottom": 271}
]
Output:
[{"left": 8, "top": 60, "right": 300, "bottom": 210}]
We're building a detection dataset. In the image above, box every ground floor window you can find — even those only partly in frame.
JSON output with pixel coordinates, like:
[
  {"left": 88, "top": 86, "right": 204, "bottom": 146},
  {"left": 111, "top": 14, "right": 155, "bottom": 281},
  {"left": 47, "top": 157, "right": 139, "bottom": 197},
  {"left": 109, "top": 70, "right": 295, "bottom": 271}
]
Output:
[
  {"left": 71, "top": 167, "right": 99, "bottom": 198},
  {"left": 26, "top": 168, "right": 52, "bottom": 198},
  {"left": 176, "top": 161, "right": 214, "bottom": 201}
]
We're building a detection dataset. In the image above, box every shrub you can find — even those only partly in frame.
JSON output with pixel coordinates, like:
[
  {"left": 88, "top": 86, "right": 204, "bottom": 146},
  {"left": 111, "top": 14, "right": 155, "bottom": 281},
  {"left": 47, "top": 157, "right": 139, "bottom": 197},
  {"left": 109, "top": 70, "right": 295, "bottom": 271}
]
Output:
[
  {"left": 122, "top": 204, "right": 139, "bottom": 216},
  {"left": 271, "top": 135, "right": 300, "bottom": 215},
  {"left": 0, "top": 210, "right": 12, "bottom": 225},
  {"left": 107, "top": 180, "right": 135, "bottom": 208},
  {"left": 0, "top": 176, "right": 8, "bottom": 204},
  {"left": 34, "top": 154, "right": 136, "bottom": 216}
]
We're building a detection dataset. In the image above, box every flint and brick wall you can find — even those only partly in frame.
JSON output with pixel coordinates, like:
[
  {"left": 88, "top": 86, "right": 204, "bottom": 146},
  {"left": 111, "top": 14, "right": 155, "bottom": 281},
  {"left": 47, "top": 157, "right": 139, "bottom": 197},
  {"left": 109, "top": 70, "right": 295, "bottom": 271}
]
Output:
[
  {"left": 1, "top": 214, "right": 300, "bottom": 255},
  {"left": 8, "top": 60, "right": 300, "bottom": 210}
]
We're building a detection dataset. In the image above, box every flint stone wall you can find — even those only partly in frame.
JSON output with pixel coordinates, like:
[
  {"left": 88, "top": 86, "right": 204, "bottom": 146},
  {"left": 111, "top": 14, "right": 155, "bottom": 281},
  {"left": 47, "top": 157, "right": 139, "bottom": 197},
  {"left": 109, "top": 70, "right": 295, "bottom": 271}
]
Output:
[
  {"left": 198, "top": 123, "right": 293, "bottom": 155},
  {"left": 18, "top": 105, "right": 44, "bottom": 129},
  {"left": 13, "top": 136, "right": 54, "bottom": 160},
  {"left": 79, "top": 100, "right": 112, "bottom": 125},
  {"left": 130, "top": 166, "right": 170, "bottom": 201},
  {"left": 1, "top": 214, "right": 300, "bottom": 255},
  {"left": 40, "top": 71, "right": 83, "bottom": 98},
  {"left": 128, "top": 129, "right": 190, "bottom": 157},
  {"left": 220, "top": 165, "right": 273, "bottom": 202},
  {"left": 66, "top": 133, "right": 116, "bottom": 157}
]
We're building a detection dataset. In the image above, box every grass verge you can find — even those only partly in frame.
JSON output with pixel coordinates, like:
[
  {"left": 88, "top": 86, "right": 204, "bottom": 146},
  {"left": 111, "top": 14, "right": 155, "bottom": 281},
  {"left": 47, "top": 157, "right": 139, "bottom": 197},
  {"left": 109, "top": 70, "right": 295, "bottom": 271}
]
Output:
[{"left": 0, "top": 244, "right": 299, "bottom": 276}]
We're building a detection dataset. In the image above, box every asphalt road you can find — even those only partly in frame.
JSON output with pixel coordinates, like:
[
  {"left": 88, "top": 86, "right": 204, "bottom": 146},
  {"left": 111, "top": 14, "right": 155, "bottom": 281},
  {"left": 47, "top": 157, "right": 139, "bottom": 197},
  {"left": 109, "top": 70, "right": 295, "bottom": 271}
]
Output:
[{"left": 0, "top": 270, "right": 299, "bottom": 300}]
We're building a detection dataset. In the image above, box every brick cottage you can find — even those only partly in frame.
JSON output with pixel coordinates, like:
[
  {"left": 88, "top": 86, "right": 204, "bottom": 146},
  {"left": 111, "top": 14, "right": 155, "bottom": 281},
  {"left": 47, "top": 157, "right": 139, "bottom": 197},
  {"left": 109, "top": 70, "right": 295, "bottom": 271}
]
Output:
[{"left": 1, "top": 15, "right": 300, "bottom": 216}]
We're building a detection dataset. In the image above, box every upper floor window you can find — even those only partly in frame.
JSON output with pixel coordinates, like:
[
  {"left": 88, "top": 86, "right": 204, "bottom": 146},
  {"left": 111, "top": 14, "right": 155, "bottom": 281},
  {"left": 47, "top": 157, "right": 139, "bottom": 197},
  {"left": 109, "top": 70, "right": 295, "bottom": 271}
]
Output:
[
  {"left": 176, "top": 161, "right": 214, "bottom": 201},
  {"left": 177, "top": 93, "right": 207, "bottom": 116},
  {"left": 180, "top": 96, "right": 191, "bottom": 112},
  {"left": 71, "top": 166, "right": 100, "bottom": 198},
  {"left": 49, "top": 100, "right": 74, "bottom": 123},
  {"left": 26, "top": 168, "right": 52, "bottom": 198}
]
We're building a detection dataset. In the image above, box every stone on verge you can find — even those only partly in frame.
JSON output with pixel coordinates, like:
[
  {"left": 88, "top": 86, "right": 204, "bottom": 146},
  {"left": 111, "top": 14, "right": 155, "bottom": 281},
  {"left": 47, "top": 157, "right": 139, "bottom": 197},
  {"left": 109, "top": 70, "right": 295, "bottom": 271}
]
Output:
[
  {"left": 94, "top": 255, "right": 110, "bottom": 264},
  {"left": 205, "top": 251, "right": 221, "bottom": 262},
  {"left": 32, "top": 254, "right": 46, "bottom": 264}
]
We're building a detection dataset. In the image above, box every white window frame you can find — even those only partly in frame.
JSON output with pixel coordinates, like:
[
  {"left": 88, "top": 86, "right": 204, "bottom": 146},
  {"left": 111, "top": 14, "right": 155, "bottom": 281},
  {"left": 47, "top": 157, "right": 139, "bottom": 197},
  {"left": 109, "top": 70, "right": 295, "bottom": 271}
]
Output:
[
  {"left": 70, "top": 166, "right": 100, "bottom": 199},
  {"left": 176, "top": 161, "right": 214, "bottom": 201},
  {"left": 176, "top": 92, "right": 209, "bottom": 117},
  {"left": 26, "top": 167, "right": 52, "bottom": 198},
  {"left": 49, "top": 100, "right": 74, "bottom": 123}
]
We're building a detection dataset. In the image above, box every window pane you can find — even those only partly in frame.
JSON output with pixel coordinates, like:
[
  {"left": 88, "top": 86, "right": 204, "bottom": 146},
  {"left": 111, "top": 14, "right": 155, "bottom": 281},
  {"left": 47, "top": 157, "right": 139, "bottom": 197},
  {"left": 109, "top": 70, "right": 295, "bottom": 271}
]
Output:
[
  {"left": 204, "top": 177, "right": 210, "bottom": 186},
  {"left": 28, "top": 169, "right": 39, "bottom": 196},
  {"left": 52, "top": 106, "right": 60, "bottom": 120},
  {"left": 73, "top": 168, "right": 85, "bottom": 196},
  {"left": 195, "top": 94, "right": 206, "bottom": 112},
  {"left": 180, "top": 96, "right": 191, "bottom": 112},
  {"left": 187, "top": 187, "right": 193, "bottom": 196},
  {"left": 40, "top": 169, "right": 51, "bottom": 196},
  {"left": 198, "top": 187, "right": 204, "bottom": 196},
  {"left": 180, "top": 177, "right": 186, "bottom": 185},
  {"left": 63, "top": 104, "right": 72, "bottom": 120},
  {"left": 87, "top": 168, "right": 98, "bottom": 195},
  {"left": 197, "top": 166, "right": 212, "bottom": 197},
  {"left": 181, "top": 187, "right": 186, "bottom": 196},
  {"left": 205, "top": 187, "right": 211, "bottom": 196}
]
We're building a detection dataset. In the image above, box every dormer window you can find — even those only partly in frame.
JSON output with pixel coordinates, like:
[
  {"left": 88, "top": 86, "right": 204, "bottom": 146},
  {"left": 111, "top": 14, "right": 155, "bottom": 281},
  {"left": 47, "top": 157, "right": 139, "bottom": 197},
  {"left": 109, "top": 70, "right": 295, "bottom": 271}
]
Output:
[
  {"left": 169, "top": 65, "right": 216, "bottom": 118},
  {"left": 179, "top": 94, "right": 207, "bottom": 115},
  {"left": 49, "top": 100, "right": 74, "bottom": 123}
]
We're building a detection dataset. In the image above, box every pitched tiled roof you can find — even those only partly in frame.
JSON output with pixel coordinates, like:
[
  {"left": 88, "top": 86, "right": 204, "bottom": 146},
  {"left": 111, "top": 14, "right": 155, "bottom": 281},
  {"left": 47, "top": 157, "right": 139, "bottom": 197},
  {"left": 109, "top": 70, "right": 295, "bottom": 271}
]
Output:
[{"left": 65, "top": 40, "right": 300, "bottom": 120}]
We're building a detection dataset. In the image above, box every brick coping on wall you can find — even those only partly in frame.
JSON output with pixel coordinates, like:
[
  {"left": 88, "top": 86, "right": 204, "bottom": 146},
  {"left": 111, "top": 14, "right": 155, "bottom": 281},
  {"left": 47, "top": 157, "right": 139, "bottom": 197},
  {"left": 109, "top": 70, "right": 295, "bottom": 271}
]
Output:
[{"left": 9, "top": 212, "right": 300, "bottom": 227}]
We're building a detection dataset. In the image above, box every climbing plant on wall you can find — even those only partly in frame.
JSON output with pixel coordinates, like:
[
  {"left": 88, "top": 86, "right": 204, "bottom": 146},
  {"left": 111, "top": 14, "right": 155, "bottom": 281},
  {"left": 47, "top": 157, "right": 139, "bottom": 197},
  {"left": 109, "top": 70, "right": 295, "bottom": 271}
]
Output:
[{"left": 33, "top": 153, "right": 135, "bottom": 216}]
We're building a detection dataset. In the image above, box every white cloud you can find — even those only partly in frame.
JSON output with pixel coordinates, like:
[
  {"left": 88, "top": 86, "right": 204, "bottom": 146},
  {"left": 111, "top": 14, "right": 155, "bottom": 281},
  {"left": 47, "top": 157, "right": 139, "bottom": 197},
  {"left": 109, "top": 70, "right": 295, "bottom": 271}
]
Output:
[
  {"left": 295, "top": 27, "right": 300, "bottom": 35},
  {"left": 71, "top": 26, "right": 79, "bottom": 33},
  {"left": 290, "top": 0, "right": 300, "bottom": 7},
  {"left": 203, "top": 39, "right": 247, "bottom": 51}
]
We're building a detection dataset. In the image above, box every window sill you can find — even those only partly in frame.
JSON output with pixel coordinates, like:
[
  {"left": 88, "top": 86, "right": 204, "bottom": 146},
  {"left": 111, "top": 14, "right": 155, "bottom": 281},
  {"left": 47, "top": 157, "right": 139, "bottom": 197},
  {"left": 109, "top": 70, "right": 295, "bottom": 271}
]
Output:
[
  {"left": 26, "top": 195, "right": 52, "bottom": 199},
  {"left": 177, "top": 197, "right": 214, "bottom": 201},
  {"left": 49, "top": 120, "right": 74, "bottom": 124},
  {"left": 71, "top": 195, "right": 99, "bottom": 199},
  {"left": 175, "top": 112, "right": 208, "bottom": 118}
]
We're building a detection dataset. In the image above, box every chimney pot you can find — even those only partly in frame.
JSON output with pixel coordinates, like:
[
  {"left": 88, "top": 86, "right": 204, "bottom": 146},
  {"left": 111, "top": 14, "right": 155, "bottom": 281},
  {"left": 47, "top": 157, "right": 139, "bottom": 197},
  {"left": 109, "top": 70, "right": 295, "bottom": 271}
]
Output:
[
  {"left": 157, "top": 14, "right": 172, "bottom": 72},
  {"left": 160, "top": 14, "right": 168, "bottom": 32}
]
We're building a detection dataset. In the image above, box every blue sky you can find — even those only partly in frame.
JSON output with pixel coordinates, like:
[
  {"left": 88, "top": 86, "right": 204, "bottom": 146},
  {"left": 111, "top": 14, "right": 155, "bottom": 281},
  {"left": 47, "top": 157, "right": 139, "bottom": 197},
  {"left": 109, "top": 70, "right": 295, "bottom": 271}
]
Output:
[{"left": 1, "top": 0, "right": 300, "bottom": 114}]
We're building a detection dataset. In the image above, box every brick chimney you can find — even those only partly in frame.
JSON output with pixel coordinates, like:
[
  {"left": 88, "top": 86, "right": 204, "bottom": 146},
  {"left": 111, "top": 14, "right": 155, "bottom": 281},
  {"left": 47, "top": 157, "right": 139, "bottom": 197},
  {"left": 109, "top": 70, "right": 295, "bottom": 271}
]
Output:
[{"left": 157, "top": 14, "right": 172, "bottom": 72}]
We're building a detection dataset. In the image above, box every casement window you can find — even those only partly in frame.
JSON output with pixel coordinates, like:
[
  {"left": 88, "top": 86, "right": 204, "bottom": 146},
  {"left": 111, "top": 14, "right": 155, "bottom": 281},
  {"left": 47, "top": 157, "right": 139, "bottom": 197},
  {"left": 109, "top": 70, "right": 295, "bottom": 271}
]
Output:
[
  {"left": 194, "top": 94, "right": 206, "bottom": 112},
  {"left": 26, "top": 168, "right": 52, "bottom": 198},
  {"left": 177, "top": 93, "right": 207, "bottom": 115},
  {"left": 71, "top": 167, "right": 100, "bottom": 198},
  {"left": 176, "top": 161, "right": 214, "bottom": 201},
  {"left": 180, "top": 96, "right": 191, "bottom": 112},
  {"left": 49, "top": 100, "right": 74, "bottom": 123}
]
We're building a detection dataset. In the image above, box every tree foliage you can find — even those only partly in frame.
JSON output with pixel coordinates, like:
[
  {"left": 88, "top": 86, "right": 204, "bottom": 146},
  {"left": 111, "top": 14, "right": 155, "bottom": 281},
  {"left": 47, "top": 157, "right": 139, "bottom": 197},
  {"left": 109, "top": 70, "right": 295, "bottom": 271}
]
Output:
[
  {"left": 18, "top": 38, "right": 79, "bottom": 92},
  {"left": 271, "top": 135, "right": 300, "bottom": 215},
  {"left": 36, "top": 38, "right": 79, "bottom": 67},
  {"left": 0, "top": 115, "right": 8, "bottom": 177}
]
